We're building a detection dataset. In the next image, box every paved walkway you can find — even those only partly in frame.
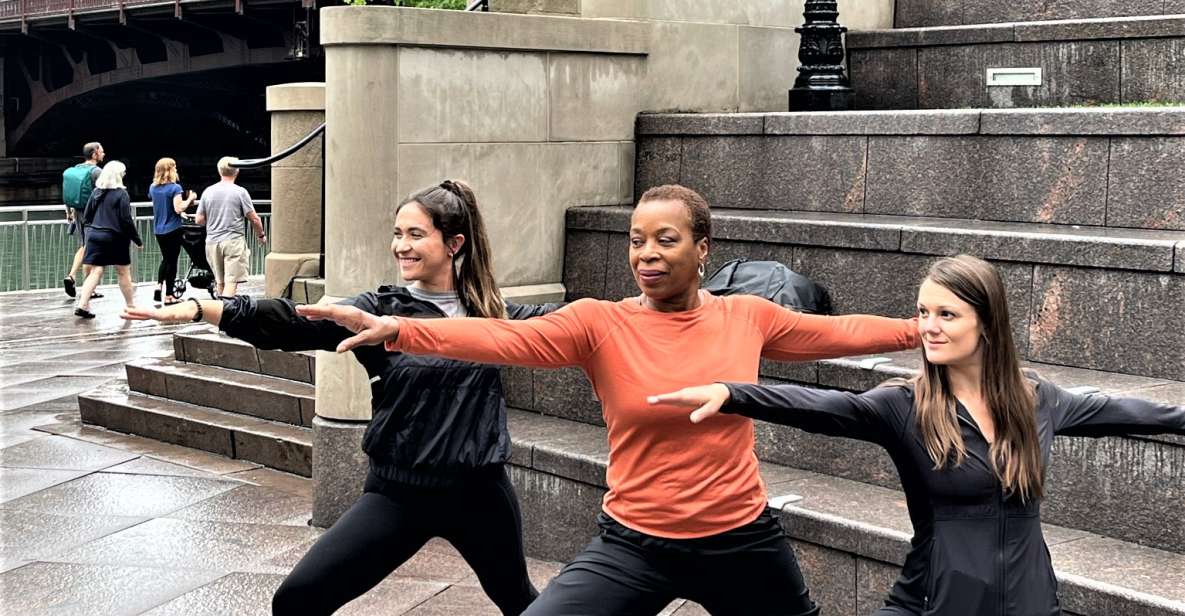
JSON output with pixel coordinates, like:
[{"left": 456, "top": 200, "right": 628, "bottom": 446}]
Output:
[{"left": 0, "top": 282, "right": 591, "bottom": 615}]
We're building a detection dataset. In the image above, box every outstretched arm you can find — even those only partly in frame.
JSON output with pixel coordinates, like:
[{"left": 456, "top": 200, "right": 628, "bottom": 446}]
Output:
[
  {"left": 297, "top": 299, "right": 597, "bottom": 368},
  {"left": 124, "top": 295, "right": 373, "bottom": 353},
  {"left": 650, "top": 382, "right": 905, "bottom": 445},
  {"left": 748, "top": 297, "right": 919, "bottom": 362},
  {"left": 1048, "top": 382, "right": 1185, "bottom": 438}
]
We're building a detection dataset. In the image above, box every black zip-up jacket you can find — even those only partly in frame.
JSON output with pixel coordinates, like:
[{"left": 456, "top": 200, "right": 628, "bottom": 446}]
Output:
[
  {"left": 83, "top": 188, "right": 143, "bottom": 246},
  {"left": 219, "top": 286, "right": 562, "bottom": 487},
  {"left": 721, "top": 378, "right": 1185, "bottom": 616}
]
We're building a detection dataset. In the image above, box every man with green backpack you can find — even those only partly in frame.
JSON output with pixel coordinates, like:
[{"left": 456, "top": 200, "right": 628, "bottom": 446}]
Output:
[{"left": 61, "top": 142, "right": 105, "bottom": 298}]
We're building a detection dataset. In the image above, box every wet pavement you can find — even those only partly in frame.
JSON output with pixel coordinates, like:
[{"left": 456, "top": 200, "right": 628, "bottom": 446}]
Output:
[{"left": 0, "top": 281, "right": 597, "bottom": 615}]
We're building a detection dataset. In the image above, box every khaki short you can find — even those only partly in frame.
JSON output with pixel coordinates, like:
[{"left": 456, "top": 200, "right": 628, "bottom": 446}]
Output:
[{"left": 206, "top": 236, "right": 251, "bottom": 284}]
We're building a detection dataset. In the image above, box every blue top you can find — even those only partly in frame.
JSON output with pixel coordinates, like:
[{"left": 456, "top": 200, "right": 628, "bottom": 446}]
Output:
[{"left": 149, "top": 182, "right": 185, "bottom": 235}]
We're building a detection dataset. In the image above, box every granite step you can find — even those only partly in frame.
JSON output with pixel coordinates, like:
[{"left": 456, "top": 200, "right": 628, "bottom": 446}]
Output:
[
  {"left": 895, "top": 0, "right": 1185, "bottom": 28},
  {"left": 172, "top": 327, "right": 317, "bottom": 384},
  {"left": 846, "top": 15, "right": 1185, "bottom": 109},
  {"left": 78, "top": 380, "right": 312, "bottom": 476},
  {"left": 125, "top": 356, "right": 316, "bottom": 427},
  {"left": 635, "top": 109, "right": 1185, "bottom": 232},
  {"left": 566, "top": 206, "right": 1185, "bottom": 381},
  {"left": 505, "top": 409, "right": 1185, "bottom": 616}
]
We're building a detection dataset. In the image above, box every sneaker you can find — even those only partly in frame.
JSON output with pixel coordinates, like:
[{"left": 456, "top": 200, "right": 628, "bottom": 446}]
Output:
[
  {"left": 64, "top": 277, "right": 76, "bottom": 298},
  {"left": 91, "top": 291, "right": 104, "bottom": 299},
  {"left": 74, "top": 307, "right": 96, "bottom": 319}
]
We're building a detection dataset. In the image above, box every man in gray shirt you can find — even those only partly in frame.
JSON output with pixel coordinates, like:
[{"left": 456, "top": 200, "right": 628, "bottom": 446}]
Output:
[{"left": 196, "top": 156, "right": 266, "bottom": 297}]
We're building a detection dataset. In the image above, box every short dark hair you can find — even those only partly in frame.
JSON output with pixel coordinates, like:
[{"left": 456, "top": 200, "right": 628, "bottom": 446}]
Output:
[
  {"left": 83, "top": 142, "right": 102, "bottom": 161},
  {"left": 638, "top": 184, "right": 711, "bottom": 244}
]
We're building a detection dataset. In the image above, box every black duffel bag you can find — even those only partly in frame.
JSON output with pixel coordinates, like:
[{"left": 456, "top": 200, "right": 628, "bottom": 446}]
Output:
[{"left": 703, "top": 258, "right": 831, "bottom": 314}]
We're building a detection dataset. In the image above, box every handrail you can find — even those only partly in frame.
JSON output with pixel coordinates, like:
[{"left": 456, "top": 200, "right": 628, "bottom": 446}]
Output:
[
  {"left": 465, "top": 0, "right": 487, "bottom": 11},
  {"left": 229, "top": 123, "right": 324, "bottom": 169}
]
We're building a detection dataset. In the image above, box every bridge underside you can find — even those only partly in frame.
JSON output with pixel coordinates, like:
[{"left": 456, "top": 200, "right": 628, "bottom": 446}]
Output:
[{"left": 0, "top": 0, "right": 323, "bottom": 203}]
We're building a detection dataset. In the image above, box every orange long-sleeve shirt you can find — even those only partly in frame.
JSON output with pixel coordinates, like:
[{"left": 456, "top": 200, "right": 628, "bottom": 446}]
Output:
[{"left": 387, "top": 292, "right": 919, "bottom": 539}]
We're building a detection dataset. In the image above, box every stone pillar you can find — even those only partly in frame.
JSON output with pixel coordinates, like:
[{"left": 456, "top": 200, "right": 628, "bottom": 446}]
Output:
[{"left": 263, "top": 83, "right": 325, "bottom": 299}]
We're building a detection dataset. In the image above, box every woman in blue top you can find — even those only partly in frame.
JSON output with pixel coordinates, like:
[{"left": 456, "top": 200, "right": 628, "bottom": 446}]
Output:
[{"left": 148, "top": 157, "right": 196, "bottom": 305}]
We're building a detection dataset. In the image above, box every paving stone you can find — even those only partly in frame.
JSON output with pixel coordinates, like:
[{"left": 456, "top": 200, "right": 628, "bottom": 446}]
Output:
[
  {"left": 33, "top": 422, "right": 262, "bottom": 475},
  {"left": 225, "top": 467, "right": 312, "bottom": 499},
  {"left": 1107, "top": 137, "right": 1185, "bottom": 231},
  {"left": 101, "top": 456, "right": 222, "bottom": 479},
  {"left": 0, "top": 508, "right": 147, "bottom": 561},
  {"left": 0, "top": 467, "right": 91, "bottom": 504},
  {"left": 0, "top": 375, "right": 115, "bottom": 412},
  {"left": 0, "top": 561, "right": 224, "bottom": 616},
  {"left": 140, "top": 572, "right": 286, "bottom": 616},
  {"left": 48, "top": 516, "right": 322, "bottom": 571},
  {"left": 166, "top": 483, "right": 312, "bottom": 526},
  {"left": 915, "top": 41, "right": 1121, "bottom": 109},
  {"left": 865, "top": 135, "right": 1110, "bottom": 225},
  {"left": 1028, "top": 265, "right": 1185, "bottom": 380},
  {"left": 2, "top": 471, "right": 241, "bottom": 518},
  {"left": 0, "top": 435, "right": 137, "bottom": 471},
  {"left": 3, "top": 393, "right": 81, "bottom": 413},
  {"left": 403, "top": 583, "right": 501, "bottom": 615},
  {"left": 333, "top": 576, "right": 451, "bottom": 615}
]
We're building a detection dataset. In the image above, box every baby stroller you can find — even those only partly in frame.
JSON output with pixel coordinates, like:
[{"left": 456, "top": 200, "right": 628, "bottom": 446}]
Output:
[{"left": 174, "top": 222, "right": 218, "bottom": 299}]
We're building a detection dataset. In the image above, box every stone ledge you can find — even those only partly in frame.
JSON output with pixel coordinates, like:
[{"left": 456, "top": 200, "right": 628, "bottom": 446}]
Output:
[
  {"left": 849, "top": 15, "right": 1185, "bottom": 48},
  {"left": 504, "top": 409, "right": 1185, "bottom": 615},
  {"left": 637, "top": 108, "right": 1185, "bottom": 136},
  {"left": 265, "top": 83, "right": 325, "bottom": 112},
  {"left": 567, "top": 206, "right": 1185, "bottom": 272},
  {"left": 321, "top": 6, "right": 649, "bottom": 55}
]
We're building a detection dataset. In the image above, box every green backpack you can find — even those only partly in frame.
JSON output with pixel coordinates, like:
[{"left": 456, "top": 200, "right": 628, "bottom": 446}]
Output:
[{"left": 62, "top": 163, "right": 96, "bottom": 210}]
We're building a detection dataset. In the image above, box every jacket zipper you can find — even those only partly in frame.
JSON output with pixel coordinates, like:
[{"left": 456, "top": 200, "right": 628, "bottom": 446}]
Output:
[{"left": 956, "top": 410, "right": 1006, "bottom": 616}]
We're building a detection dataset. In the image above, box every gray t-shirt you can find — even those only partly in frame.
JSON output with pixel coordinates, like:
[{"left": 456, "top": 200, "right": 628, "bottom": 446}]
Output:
[
  {"left": 197, "top": 181, "right": 255, "bottom": 244},
  {"left": 406, "top": 286, "right": 467, "bottom": 318}
]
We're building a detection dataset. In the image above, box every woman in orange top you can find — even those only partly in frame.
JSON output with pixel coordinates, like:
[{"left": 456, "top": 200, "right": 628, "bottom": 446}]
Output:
[{"left": 300, "top": 184, "right": 920, "bottom": 616}]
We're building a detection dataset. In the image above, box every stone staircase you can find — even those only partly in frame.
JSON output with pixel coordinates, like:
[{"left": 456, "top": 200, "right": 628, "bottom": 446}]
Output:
[{"left": 79, "top": 329, "right": 314, "bottom": 477}]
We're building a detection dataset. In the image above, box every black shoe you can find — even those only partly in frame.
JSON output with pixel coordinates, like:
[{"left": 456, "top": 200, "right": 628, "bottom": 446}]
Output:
[
  {"left": 153, "top": 289, "right": 162, "bottom": 302},
  {"left": 64, "top": 277, "right": 76, "bottom": 298},
  {"left": 91, "top": 291, "right": 104, "bottom": 299},
  {"left": 74, "top": 307, "right": 96, "bottom": 319}
]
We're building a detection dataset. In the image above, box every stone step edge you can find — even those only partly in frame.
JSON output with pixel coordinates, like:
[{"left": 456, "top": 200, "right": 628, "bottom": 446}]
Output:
[
  {"left": 849, "top": 14, "right": 1185, "bottom": 49},
  {"left": 568, "top": 206, "right": 1185, "bottom": 274},
  {"left": 80, "top": 384, "right": 313, "bottom": 446},
  {"left": 173, "top": 328, "right": 317, "bottom": 384},
  {"left": 127, "top": 356, "right": 316, "bottom": 397},
  {"left": 635, "top": 108, "right": 1185, "bottom": 137},
  {"left": 79, "top": 385, "right": 312, "bottom": 477},
  {"left": 505, "top": 409, "right": 1185, "bottom": 615}
]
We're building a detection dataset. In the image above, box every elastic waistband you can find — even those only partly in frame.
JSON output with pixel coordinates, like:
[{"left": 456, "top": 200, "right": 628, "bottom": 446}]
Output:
[{"left": 367, "top": 463, "right": 505, "bottom": 490}]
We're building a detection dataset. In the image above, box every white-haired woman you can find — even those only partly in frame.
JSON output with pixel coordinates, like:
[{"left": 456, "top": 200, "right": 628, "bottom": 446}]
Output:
[{"left": 76, "top": 161, "right": 142, "bottom": 318}]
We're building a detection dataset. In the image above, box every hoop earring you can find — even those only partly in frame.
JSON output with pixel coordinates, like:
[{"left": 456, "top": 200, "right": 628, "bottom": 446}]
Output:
[{"left": 697, "top": 262, "right": 706, "bottom": 278}]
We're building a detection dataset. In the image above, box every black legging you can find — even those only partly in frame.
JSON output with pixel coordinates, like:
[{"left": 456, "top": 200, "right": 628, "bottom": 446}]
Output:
[
  {"left": 155, "top": 227, "right": 184, "bottom": 297},
  {"left": 272, "top": 466, "right": 538, "bottom": 616}
]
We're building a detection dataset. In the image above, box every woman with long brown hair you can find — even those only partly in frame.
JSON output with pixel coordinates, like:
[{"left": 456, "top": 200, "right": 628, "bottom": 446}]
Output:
[
  {"left": 297, "top": 184, "right": 921, "bottom": 615},
  {"left": 148, "top": 157, "right": 197, "bottom": 305},
  {"left": 124, "top": 180, "right": 558, "bottom": 616},
  {"left": 651, "top": 254, "right": 1185, "bottom": 616}
]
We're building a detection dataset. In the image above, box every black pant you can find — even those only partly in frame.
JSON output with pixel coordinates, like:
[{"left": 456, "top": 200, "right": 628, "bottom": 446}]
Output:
[
  {"left": 155, "top": 227, "right": 184, "bottom": 296},
  {"left": 272, "top": 466, "right": 537, "bottom": 616},
  {"left": 524, "top": 509, "right": 819, "bottom": 616}
]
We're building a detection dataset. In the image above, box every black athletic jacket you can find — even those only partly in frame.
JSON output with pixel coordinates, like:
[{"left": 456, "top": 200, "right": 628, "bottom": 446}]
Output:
[
  {"left": 219, "top": 286, "right": 562, "bottom": 487},
  {"left": 721, "top": 378, "right": 1185, "bottom": 616}
]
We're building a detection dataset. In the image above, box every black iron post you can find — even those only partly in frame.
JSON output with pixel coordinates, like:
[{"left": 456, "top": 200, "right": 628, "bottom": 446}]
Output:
[{"left": 788, "top": 0, "right": 854, "bottom": 111}]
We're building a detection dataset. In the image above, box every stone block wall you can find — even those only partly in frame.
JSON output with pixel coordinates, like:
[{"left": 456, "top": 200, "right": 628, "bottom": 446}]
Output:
[{"left": 896, "top": 0, "right": 1178, "bottom": 27}]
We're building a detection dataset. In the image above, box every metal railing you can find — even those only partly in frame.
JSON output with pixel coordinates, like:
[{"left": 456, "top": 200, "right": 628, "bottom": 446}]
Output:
[
  {"left": 0, "top": 0, "right": 164, "bottom": 22},
  {"left": 0, "top": 201, "right": 271, "bottom": 293}
]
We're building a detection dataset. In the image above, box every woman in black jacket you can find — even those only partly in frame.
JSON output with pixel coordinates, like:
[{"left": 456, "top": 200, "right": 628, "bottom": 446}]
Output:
[
  {"left": 124, "top": 180, "right": 560, "bottom": 616},
  {"left": 75, "top": 161, "right": 143, "bottom": 318},
  {"left": 650, "top": 254, "right": 1185, "bottom": 616}
]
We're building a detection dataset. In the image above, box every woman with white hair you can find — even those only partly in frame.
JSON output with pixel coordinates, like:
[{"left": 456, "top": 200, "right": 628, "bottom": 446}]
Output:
[{"left": 75, "top": 161, "right": 143, "bottom": 318}]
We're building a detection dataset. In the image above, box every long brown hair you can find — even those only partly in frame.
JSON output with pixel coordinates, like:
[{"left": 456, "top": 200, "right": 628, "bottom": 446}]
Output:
[
  {"left": 153, "top": 157, "right": 178, "bottom": 186},
  {"left": 914, "top": 255, "right": 1041, "bottom": 500},
  {"left": 396, "top": 180, "right": 506, "bottom": 319}
]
